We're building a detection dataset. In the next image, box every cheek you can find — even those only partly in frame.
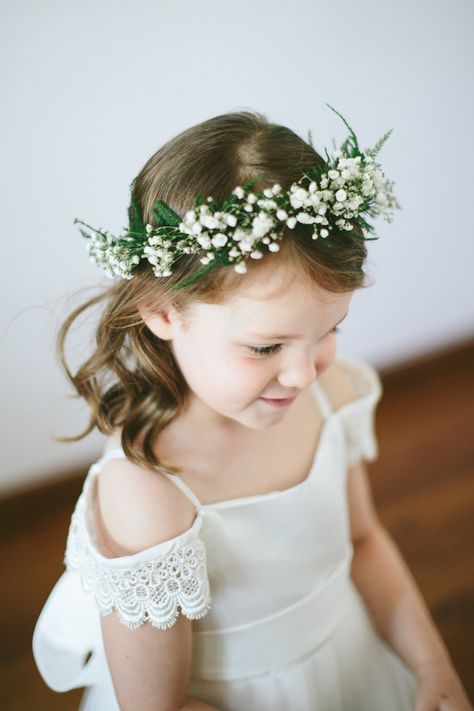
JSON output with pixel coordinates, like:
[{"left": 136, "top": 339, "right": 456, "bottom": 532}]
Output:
[
  {"left": 233, "top": 358, "right": 271, "bottom": 390},
  {"left": 217, "top": 352, "right": 271, "bottom": 392},
  {"left": 174, "top": 337, "right": 267, "bottom": 395},
  {"left": 316, "top": 338, "right": 337, "bottom": 375}
]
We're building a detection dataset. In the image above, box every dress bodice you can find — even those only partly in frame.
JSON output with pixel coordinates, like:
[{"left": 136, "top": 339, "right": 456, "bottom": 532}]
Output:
[{"left": 33, "top": 352, "right": 383, "bottom": 687}]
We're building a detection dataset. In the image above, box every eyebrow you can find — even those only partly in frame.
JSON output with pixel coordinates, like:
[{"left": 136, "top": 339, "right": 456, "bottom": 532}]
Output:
[{"left": 245, "top": 311, "right": 349, "bottom": 340}]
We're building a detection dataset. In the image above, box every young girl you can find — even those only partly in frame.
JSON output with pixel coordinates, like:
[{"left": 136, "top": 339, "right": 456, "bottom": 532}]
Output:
[{"left": 32, "top": 107, "right": 472, "bottom": 711}]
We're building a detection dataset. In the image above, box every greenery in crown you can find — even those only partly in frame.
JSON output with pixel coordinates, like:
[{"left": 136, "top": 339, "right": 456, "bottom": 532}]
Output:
[{"left": 74, "top": 104, "right": 399, "bottom": 290}]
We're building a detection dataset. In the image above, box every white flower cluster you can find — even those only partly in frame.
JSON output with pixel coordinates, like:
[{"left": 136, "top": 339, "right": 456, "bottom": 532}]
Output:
[
  {"left": 134, "top": 150, "right": 397, "bottom": 278},
  {"left": 173, "top": 183, "right": 283, "bottom": 275},
  {"left": 286, "top": 151, "right": 397, "bottom": 238},
  {"left": 77, "top": 118, "right": 398, "bottom": 284},
  {"left": 83, "top": 230, "right": 140, "bottom": 280},
  {"left": 142, "top": 224, "right": 194, "bottom": 278}
]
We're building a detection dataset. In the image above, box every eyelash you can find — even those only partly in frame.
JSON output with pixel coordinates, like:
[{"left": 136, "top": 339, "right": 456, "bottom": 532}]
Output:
[{"left": 248, "top": 327, "right": 341, "bottom": 357}]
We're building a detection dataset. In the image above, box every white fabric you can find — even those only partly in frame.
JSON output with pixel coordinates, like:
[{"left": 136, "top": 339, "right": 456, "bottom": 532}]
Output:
[
  {"left": 32, "top": 352, "right": 418, "bottom": 710},
  {"left": 64, "top": 467, "right": 211, "bottom": 630}
]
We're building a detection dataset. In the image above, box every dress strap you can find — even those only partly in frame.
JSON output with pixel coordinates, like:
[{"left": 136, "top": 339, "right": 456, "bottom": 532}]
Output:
[
  {"left": 93, "top": 446, "right": 202, "bottom": 512},
  {"left": 161, "top": 474, "right": 203, "bottom": 512},
  {"left": 312, "top": 378, "right": 333, "bottom": 420}
]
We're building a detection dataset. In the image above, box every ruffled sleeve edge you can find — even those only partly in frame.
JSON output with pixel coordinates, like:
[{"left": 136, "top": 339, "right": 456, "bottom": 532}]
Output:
[
  {"left": 62, "top": 466, "right": 212, "bottom": 630},
  {"left": 333, "top": 353, "right": 383, "bottom": 466}
]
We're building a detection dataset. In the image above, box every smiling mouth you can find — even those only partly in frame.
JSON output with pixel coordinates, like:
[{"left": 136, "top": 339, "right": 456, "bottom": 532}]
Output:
[
  {"left": 263, "top": 396, "right": 294, "bottom": 401},
  {"left": 261, "top": 392, "right": 299, "bottom": 400},
  {"left": 259, "top": 395, "right": 297, "bottom": 407}
]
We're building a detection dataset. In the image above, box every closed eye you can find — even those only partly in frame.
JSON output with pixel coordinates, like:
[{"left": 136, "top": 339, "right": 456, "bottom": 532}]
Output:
[
  {"left": 248, "top": 343, "right": 282, "bottom": 356},
  {"left": 248, "top": 326, "right": 340, "bottom": 357}
]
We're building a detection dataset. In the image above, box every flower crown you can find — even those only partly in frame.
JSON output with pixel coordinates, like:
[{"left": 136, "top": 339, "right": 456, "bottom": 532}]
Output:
[{"left": 75, "top": 105, "right": 399, "bottom": 290}]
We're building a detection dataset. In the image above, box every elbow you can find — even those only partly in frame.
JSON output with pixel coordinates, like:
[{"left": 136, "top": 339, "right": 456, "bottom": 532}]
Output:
[{"left": 352, "top": 518, "right": 386, "bottom": 551}]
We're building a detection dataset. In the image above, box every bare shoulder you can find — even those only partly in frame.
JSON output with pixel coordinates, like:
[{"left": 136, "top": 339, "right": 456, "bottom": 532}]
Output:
[
  {"left": 96, "top": 428, "right": 197, "bottom": 557},
  {"left": 318, "top": 359, "right": 358, "bottom": 411}
]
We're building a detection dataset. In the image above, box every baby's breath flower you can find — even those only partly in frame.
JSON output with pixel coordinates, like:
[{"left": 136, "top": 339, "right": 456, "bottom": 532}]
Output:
[
  {"left": 76, "top": 105, "right": 399, "bottom": 288},
  {"left": 211, "top": 233, "right": 228, "bottom": 247},
  {"left": 224, "top": 213, "right": 237, "bottom": 227},
  {"left": 200, "top": 214, "right": 220, "bottom": 229},
  {"left": 197, "top": 234, "right": 211, "bottom": 249},
  {"left": 252, "top": 213, "right": 274, "bottom": 238},
  {"left": 296, "top": 212, "right": 315, "bottom": 224}
]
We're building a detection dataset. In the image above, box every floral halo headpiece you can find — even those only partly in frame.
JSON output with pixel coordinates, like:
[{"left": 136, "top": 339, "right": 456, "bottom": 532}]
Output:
[{"left": 75, "top": 105, "right": 399, "bottom": 291}]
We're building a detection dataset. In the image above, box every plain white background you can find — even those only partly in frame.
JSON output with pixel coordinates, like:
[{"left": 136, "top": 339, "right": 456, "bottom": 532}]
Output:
[{"left": 1, "top": 0, "right": 473, "bottom": 493}]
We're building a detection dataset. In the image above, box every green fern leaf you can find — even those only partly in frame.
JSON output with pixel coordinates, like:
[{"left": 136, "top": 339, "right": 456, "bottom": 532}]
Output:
[
  {"left": 151, "top": 200, "right": 182, "bottom": 228},
  {"left": 326, "top": 103, "right": 360, "bottom": 155},
  {"left": 366, "top": 129, "right": 393, "bottom": 158}
]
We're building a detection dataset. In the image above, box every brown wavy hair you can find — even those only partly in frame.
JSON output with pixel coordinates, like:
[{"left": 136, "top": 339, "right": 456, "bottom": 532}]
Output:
[{"left": 55, "top": 109, "right": 372, "bottom": 475}]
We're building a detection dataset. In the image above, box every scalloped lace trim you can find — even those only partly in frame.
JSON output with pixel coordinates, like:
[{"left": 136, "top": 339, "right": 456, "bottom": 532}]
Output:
[{"left": 64, "top": 486, "right": 212, "bottom": 630}]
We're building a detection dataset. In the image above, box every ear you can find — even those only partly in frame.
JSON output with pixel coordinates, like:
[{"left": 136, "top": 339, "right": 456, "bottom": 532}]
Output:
[{"left": 137, "top": 302, "right": 183, "bottom": 340}]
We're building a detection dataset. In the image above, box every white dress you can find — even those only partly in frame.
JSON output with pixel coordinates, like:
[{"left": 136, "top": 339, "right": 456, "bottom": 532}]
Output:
[{"left": 32, "top": 353, "right": 419, "bottom": 710}]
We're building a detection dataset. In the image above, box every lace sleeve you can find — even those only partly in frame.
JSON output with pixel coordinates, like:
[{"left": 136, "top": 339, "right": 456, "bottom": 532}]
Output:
[
  {"left": 336, "top": 355, "right": 383, "bottom": 468},
  {"left": 63, "top": 470, "right": 212, "bottom": 631}
]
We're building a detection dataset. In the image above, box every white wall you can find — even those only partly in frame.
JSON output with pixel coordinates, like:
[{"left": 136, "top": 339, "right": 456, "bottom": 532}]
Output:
[{"left": 1, "top": 0, "right": 473, "bottom": 494}]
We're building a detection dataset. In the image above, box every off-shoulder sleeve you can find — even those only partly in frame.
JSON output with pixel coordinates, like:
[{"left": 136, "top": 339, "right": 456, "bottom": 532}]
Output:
[
  {"left": 63, "top": 466, "right": 212, "bottom": 631},
  {"left": 334, "top": 354, "right": 383, "bottom": 468}
]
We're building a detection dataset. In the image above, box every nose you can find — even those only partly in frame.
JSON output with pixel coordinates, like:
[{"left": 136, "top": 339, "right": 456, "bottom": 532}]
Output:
[{"left": 277, "top": 348, "right": 318, "bottom": 389}]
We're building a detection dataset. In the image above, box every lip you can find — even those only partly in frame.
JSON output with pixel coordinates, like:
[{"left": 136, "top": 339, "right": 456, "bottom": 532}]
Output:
[{"left": 260, "top": 395, "right": 297, "bottom": 407}]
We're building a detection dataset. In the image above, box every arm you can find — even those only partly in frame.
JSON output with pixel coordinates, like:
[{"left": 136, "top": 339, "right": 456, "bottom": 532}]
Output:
[
  {"left": 97, "top": 458, "right": 221, "bottom": 711},
  {"left": 347, "top": 460, "right": 451, "bottom": 672},
  {"left": 101, "top": 614, "right": 221, "bottom": 711},
  {"left": 347, "top": 460, "right": 473, "bottom": 708}
]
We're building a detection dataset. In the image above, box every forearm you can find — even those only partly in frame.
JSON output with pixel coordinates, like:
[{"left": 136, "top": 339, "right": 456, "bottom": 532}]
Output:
[{"left": 350, "top": 522, "right": 453, "bottom": 676}]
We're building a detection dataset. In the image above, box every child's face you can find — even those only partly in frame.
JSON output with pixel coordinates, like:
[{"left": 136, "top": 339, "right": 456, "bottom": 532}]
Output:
[{"left": 140, "top": 263, "right": 353, "bottom": 433}]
